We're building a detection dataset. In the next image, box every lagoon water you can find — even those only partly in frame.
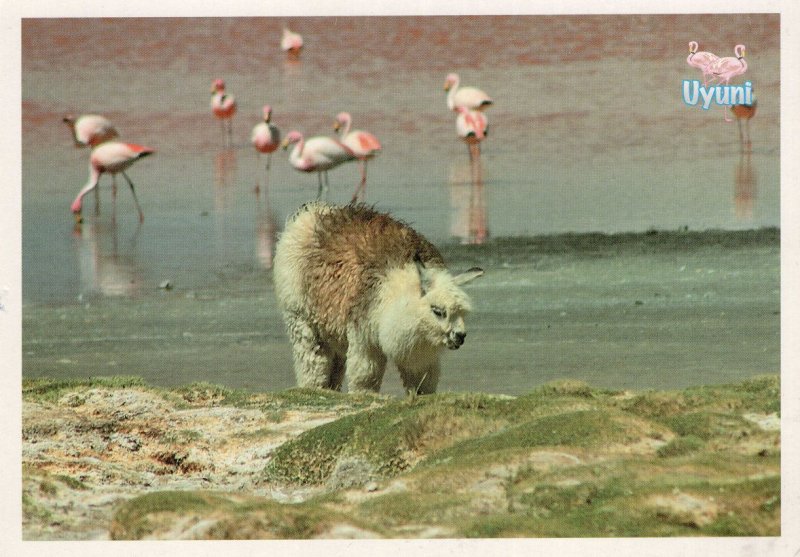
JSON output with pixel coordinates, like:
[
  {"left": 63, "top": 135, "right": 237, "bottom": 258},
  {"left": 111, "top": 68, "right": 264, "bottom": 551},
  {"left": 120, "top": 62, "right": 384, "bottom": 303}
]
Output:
[
  {"left": 22, "top": 15, "right": 779, "bottom": 304},
  {"left": 21, "top": 16, "right": 781, "bottom": 394}
]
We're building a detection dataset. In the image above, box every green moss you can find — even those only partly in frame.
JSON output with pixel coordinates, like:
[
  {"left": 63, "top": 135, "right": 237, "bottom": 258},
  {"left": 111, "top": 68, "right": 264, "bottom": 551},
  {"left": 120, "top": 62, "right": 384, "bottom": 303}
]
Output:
[
  {"left": 23, "top": 376, "right": 147, "bottom": 403},
  {"left": 656, "top": 435, "right": 705, "bottom": 458},
  {"left": 664, "top": 412, "right": 754, "bottom": 441},
  {"left": 111, "top": 491, "right": 232, "bottom": 539}
]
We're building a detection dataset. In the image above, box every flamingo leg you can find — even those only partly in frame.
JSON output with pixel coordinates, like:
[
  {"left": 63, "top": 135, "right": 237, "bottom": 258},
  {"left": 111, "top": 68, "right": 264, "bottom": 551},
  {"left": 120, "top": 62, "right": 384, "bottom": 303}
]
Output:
[
  {"left": 94, "top": 182, "right": 100, "bottom": 215},
  {"left": 316, "top": 172, "right": 324, "bottom": 199},
  {"left": 351, "top": 161, "right": 368, "bottom": 203},
  {"left": 323, "top": 171, "right": 331, "bottom": 200},
  {"left": 121, "top": 171, "right": 145, "bottom": 224},
  {"left": 266, "top": 152, "right": 272, "bottom": 171}
]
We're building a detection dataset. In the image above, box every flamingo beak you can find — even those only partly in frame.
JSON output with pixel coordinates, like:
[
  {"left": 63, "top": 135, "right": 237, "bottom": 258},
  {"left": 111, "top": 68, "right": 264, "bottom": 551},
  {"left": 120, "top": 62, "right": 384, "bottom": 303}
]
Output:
[
  {"left": 280, "top": 138, "right": 290, "bottom": 150},
  {"left": 333, "top": 121, "right": 341, "bottom": 132},
  {"left": 73, "top": 212, "right": 83, "bottom": 225}
]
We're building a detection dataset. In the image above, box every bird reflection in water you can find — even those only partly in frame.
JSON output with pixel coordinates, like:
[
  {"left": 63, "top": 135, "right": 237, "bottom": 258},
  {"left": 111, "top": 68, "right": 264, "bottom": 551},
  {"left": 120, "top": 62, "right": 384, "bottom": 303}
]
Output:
[
  {"left": 214, "top": 148, "right": 238, "bottom": 211},
  {"left": 731, "top": 93, "right": 757, "bottom": 220},
  {"left": 255, "top": 187, "right": 278, "bottom": 270},
  {"left": 72, "top": 221, "right": 142, "bottom": 298},
  {"left": 734, "top": 147, "right": 757, "bottom": 221},
  {"left": 448, "top": 157, "right": 488, "bottom": 245}
]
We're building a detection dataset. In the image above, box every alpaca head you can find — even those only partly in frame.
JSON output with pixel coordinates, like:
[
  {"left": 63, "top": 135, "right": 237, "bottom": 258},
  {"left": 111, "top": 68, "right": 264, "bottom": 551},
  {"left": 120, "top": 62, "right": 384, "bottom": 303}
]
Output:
[{"left": 413, "top": 259, "right": 483, "bottom": 350}]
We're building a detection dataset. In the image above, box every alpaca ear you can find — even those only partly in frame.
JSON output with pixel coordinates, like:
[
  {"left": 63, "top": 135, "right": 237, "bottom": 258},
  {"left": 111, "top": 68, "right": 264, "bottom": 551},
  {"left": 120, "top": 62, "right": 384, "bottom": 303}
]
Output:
[
  {"left": 453, "top": 267, "right": 484, "bottom": 286},
  {"left": 414, "top": 254, "right": 431, "bottom": 296}
]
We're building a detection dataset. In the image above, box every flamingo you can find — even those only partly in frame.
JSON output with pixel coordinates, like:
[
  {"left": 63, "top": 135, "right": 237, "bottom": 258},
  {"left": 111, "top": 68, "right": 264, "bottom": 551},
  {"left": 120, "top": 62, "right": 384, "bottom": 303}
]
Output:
[
  {"left": 333, "top": 112, "right": 382, "bottom": 202},
  {"left": 708, "top": 45, "right": 748, "bottom": 121},
  {"left": 444, "top": 73, "right": 492, "bottom": 112},
  {"left": 281, "top": 130, "right": 357, "bottom": 200},
  {"left": 455, "top": 106, "right": 488, "bottom": 163},
  {"left": 281, "top": 28, "right": 303, "bottom": 57},
  {"left": 731, "top": 91, "right": 757, "bottom": 148},
  {"left": 70, "top": 141, "right": 154, "bottom": 224},
  {"left": 686, "top": 41, "right": 719, "bottom": 86},
  {"left": 251, "top": 105, "right": 282, "bottom": 171},
  {"left": 62, "top": 114, "right": 119, "bottom": 147},
  {"left": 210, "top": 78, "right": 237, "bottom": 145}
]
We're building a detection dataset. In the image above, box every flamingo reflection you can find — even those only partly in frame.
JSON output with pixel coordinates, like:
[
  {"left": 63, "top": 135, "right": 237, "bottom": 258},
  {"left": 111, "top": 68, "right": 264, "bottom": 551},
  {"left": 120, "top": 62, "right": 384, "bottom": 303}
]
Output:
[
  {"left": 734, "top": 148, "right": 757, "bottom": 221},
  {"left": 255, "top": 185, "right": 277, "bottom": 270},
  {"left": 73, "top": 221, "right": 142, "bottom": 298},
  {"left": 448, "top": 158, "right": 488, "bottom": 245},
  {"left": 213, "top": 148, "right": 238, "bottom": 211}
]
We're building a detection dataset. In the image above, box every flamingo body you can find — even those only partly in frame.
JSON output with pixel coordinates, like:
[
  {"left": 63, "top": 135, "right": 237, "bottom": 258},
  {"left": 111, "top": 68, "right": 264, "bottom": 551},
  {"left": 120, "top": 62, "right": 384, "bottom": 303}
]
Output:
[
  {"left": 444, "top": 73, "right": 492, "bottom": 112},
  {"left": 63, "top": 114, "right": 119, "bottom": 147},
  {"left": 251, "top": 105, "right": 281, "bottom": 154},
  {"left": 281, "top": 28, "right": 303, "bottom": 55},
  {"left": 455, "top": 106, "right": 488, "bottom": 163},
  {"left": 456, "top": 106, "right": 488, "bottom": 142},
  {"left": 282, "top": 130, "right": 356, "bottom": 198},
  {"left": 708, "top": 44, "right": 748, "bottom": 85},
  {"left": 686, "top": 41, "right": 719, "bottom": 85},
  {"left": 333, "top": 112, "right": 381, "bottom": 202},
  {"left": 71, "top": 141, "right": 154, "bottom": 223},
  {"left": 210, "top": 79, "right": 237, "bottom": 119}
]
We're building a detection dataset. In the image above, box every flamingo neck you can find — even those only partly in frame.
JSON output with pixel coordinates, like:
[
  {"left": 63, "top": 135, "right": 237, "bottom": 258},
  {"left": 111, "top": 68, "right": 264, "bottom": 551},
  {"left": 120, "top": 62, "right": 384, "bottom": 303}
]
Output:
[
  {"left": 338, "top": 118, "right": 352, "bottom": 137},
  {"left": 446, "top": 81, "right": 459, "bottom": 109}
]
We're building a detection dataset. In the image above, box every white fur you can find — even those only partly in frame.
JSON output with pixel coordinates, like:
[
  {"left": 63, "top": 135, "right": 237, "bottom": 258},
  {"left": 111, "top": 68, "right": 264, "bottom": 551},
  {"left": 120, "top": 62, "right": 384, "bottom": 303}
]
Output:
[{"left": 273, "top": 205, "right": 482, "bottom": 394}]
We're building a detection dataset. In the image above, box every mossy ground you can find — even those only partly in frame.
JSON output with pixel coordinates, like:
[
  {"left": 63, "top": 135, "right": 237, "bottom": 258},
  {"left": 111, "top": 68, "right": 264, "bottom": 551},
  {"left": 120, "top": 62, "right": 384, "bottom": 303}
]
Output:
[{"left": 87, "top": 375, "right": 781, "bottom": 539}]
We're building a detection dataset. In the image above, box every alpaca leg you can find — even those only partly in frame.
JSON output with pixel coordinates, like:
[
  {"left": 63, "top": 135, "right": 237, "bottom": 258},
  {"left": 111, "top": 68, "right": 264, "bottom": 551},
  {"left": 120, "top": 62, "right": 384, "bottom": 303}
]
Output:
[
  {"left": 329, "top": 353, "right": 347, "bottom": 391},
  {"left": 283, "top": 311, "right": 335, "bottom": 389},
  {"left": 398, "top": 362, "right": 441, "bottom": 395},
  {"left": 345, "top": 333, "right": 387, "bottom": 393}
]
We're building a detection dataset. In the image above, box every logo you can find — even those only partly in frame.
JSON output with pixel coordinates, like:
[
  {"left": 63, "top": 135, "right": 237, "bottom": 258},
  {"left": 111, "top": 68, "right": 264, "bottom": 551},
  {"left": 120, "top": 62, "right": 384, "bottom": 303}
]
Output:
[{"left": 682, "top": 80, "right": 754, "bottom": 110}]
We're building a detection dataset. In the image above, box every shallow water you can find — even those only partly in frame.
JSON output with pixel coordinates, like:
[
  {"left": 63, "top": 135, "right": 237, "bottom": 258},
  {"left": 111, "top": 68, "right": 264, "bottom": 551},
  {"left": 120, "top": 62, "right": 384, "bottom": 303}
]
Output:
[
  {"left": 21, "top": 16, "right": 781, "bottom": 394},
  {"left": 22, "top": 15, "right": 779, "bottom": 304}
]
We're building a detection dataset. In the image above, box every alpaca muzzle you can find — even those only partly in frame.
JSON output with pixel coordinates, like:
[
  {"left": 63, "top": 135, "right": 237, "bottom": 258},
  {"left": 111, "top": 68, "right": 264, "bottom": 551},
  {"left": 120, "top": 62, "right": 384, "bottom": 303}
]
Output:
[{"left": 447, "top": 331, "right": 466, "bottom": 350}]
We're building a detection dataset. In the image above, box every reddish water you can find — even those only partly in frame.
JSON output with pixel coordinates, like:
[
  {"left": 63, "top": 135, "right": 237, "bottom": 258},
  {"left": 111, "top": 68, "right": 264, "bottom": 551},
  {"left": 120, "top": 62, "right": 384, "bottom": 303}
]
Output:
[{"left": 22, "top": 15, "right": 780, "bottom": 303}]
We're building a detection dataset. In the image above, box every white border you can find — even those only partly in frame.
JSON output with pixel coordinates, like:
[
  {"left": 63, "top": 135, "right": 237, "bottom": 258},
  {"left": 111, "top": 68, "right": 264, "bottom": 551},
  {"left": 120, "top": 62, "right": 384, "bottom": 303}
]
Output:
[{"left": 3, "top": 1, "right": 797, "bottom": 556}]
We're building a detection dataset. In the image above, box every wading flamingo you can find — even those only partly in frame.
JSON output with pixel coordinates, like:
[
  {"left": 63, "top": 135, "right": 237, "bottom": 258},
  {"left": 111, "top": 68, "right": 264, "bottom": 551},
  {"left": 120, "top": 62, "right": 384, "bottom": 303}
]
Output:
[
  {"left": 281, "top": 28, "right": 303, "bottom": 57},
  {"left": 251, "top": 105, "right": 282, "bottom": 171},
  {"left": 210, "top": 78, "right": 237, "bottom": 145},
  {"left": 333, "top": 112, "right": 382, "bottom": 202},
  {"left": 281, "top": 130, "right": 357, "bottom": 200},
  {"left": 455, "top": 106, "right": 488, "bottom": 163},
  {"left": 686, "top": 41, "right": 719, "bottom": 86},
  {"left": 731, "top": 91, "right": 757, "bottom": 149},
  {"left": 708, "top": 45, "right": 748, "bottom": 121},
  {"left": 70, "top": 142, "right": 154, "bottom": 224},
  {"left": 62, "top": 114, "right": 119, "bottom": 147},
  {"left": 444, "top": 73, "right": 492, "bottom": 112}
]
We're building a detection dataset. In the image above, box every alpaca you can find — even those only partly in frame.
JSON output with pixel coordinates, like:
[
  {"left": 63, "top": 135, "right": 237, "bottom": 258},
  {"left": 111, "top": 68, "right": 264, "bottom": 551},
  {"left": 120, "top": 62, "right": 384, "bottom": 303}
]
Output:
[{"left": 273, "top": 203, "right": 483, "bottom": 394}]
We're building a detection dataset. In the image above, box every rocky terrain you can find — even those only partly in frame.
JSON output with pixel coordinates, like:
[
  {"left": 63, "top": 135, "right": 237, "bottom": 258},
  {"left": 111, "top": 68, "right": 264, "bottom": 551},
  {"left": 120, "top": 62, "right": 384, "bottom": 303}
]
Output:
[{"left": 22, "top": 375, "right": 780, "bottom": 540}]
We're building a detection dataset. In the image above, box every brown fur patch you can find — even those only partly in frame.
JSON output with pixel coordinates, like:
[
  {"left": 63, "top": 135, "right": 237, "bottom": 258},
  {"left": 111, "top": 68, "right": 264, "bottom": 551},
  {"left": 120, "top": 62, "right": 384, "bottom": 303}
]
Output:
[{"left": 284, "top": 203, "right": 445, "bottom": 340}]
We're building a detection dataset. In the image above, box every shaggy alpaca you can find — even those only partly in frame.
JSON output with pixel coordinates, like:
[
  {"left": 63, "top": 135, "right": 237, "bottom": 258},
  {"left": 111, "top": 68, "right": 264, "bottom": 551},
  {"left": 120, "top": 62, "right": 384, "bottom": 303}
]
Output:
[{"left": 273, "top": 203, "right": 483, "bottom": 394}]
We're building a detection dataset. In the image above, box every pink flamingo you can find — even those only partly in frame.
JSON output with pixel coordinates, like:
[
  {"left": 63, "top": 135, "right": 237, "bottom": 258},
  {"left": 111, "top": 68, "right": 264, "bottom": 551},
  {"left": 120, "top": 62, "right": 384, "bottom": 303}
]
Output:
[
  {"left": 70, "top": 142, "right": 154, "bottom": 224},
  {"left": 62, "top": 114, "right": 119, "bottom": 147},
  {"left": 281, "top": 28, "right": 303, "bottom": 57},
  {"left": 251, "top": 105, "right": 281, "bottom": 171},
  {"left": 281, "top": 130, "right": 357, "bottom": 199},
  {"left": 210, "top": 78, "right": 237, "bottom": 145},
  {"left": 444, "top": 73, "right": 492, "bottom": 112},
  {"left": 333, "top": 112, "right": 382, "bottom": 202},
  {"left": 455, "top": 106, "right": 488, "bottom": 163},
  {"left": 707, "top": 44, "right": 748, "bottom": 121},
  {"left": 686, "top": 41, "right": 719, "bottom": 86}
]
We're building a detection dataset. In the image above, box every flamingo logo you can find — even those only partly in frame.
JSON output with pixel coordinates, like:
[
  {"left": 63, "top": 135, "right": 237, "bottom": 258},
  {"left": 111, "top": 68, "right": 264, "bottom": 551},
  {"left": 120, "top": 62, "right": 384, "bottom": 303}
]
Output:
[{"left": 683, "top": 42, "right": 752, "bottom": 116}]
